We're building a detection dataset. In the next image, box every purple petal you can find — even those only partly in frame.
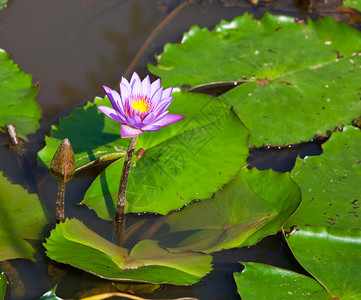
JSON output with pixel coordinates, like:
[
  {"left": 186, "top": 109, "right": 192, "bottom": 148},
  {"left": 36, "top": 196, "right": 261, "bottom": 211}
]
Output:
[
  {"left": 151, "top": 87, "right": 164, "bottom": 107},
  {"left": 154, "top": 96, "right": 173, "bottom": 111},
  {"left": 130, "top": 72, "right": 142, "bottom": 94},
  {"left": 119, "top": 83, "right": 130, "bottom": 105},
  {"left": 162, "top": 87, "right": 173, "bottom": 98},
  {"left": 97, "top": 106, "right": 123, "bottom": 123},
  {"left": 150, "top": 78, "right": 161, "bottom": 96},
  {"left": 152, "top": 114, "right": 185, "bottom": 127},
  {"left": 124, "top": 115, "right": 136, "bottom": 126},
  {"left": 121, "top": 76, "right": 131, "bottom": 91},
  {"left": 103, "top": 86, "right": 121, "bottom": 111},
  {"left": 151, "top": 110, "right": 169, "bottom": 124},
  {"left": 142, "top": 75, "right": 151, "bottom": 98},
  {"left": 142, "top": 124, "right": 162, "bottom": 132},
  {"left": 141, "top": 112, "right": 155, "bottom": 125},
  {"left": 121, "top": 124, "right": 143, "bottom": 138}
]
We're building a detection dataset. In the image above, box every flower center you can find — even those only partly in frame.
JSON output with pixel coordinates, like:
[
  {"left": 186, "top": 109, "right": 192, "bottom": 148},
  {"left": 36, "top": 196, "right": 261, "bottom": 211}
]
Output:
[{"left": 131, "top": 96, "right": 150, "bottom": 113}]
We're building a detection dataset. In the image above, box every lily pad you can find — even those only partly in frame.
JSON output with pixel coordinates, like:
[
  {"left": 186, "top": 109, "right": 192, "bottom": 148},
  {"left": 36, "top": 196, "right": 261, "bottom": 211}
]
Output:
[
  {"left": 0, "top": 172, "right": 48, "bottom": 261},
  {"left": 285, "top": 126, "right": 361, "bottom": 230},
  {"left": 286, "top": 225, "right": 361, "bottom": 299},
  {"left": 0, "top": 272, "right": 8, "bottom": 300},
  {"left": 0, "top": 49, "right": 41, "bottom": 140},
  {"left": 234, "top": 262, "right": 330, "bottom": 299},
  {"left": 344, "top": 0, "right": 361, "bottom": 12},
  {"left": 44, "top": 219, "right": 212, "bottom": 285},
  {"left": 162, "top": 168, "right": 301, "bottom": 253},
  {"left": 150, "top": 13, "right": 361, "bottom": 146},
  {"left": 80, "top": 91, "right": 249, "bottom": 217}
]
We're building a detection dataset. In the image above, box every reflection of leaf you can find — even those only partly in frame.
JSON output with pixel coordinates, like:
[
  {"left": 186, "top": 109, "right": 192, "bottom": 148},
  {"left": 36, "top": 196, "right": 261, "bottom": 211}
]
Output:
[
  {"left": 286, "top": 226, "right": 361, "bottom": 299},
  {"left": 150, "top": 13, "right": 361, "bottom": 146},
  {"left": 81, "top": 91, "right": 249, "bottom": 217},
  {"left": 285, "top": 126, "right": 361, "bottom": 230},
  {"left": 162, "top": 168, "right": 301, "bottom": 253},
  {"left": 0, "top": 172, "right": 48, "bottom": 261},
  {"left": 234, "top": 262, "right": 330, "bottom": 299},
  {"left": 0, "top": 50, "right": 41, "bottom": 140},
  {"left": 44, "top": 219, "right": 212, "bottom": 285}
]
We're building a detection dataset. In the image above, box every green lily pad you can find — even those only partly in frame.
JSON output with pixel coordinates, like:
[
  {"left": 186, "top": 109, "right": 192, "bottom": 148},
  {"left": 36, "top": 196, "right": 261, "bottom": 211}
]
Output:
[
  {"left": 285, "top": 126, "right": 361, "bottom": 230},
  {"left": 344, "top": 0, "right": 361, "bottom": 11},
  {"left": 286, "top": 225, "right": 361, "bottom": 299},
  {"left": 0, "top": 272, "right": 8, "bottom": 300},
  {"left": 0, "top": 172, "right": 48, "bottom": 261},
  {"left": 162, "top": 168, "right": 301, "bottom": 253},
  {"left": 44, "top": 219, "right": 212, "bottom": 285},
  {"left": 0, "top": 49, "right": 41, "bottom": 140},
  {"left": 150, "top": 13, "right": 361, "bottom": 146},
  {"left": 80, "top": 91, "right": 249, "bottom": 217},
  {"left": 234, "top": 262, "right": 331, "bottom": 299}
]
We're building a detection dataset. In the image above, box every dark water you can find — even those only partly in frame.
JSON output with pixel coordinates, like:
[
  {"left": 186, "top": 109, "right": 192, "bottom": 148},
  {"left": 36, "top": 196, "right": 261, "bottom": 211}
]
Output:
[{"left": 0, "top": 0, "right": 358, "bottom": 299}]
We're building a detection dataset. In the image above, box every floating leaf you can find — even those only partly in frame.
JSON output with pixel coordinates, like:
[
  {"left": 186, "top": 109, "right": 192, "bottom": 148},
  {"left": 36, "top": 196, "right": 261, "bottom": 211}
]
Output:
[
  {"left": 344, "top": 0, "right": 361, "bottom": 12},
  {"left": 286, "top": 225, "right": 361, "bottom": 299},
  {"left": 162, "top": 168, "right": 301, "bottom": 253},
  {"left": 234, "top": 262, "right": 330, "bottom": 299},
  {"left": 0, "top": 0, "right": 7, "bottom": 10},
  {"left": 0, "top": 272, "right": 8, "bottom": 300},
  {"left": 81, "top": 91, "right": 249, "bottom": 217},
  {"left": 150, "top": 13, "right": 361, "bottom": 146},
  {"left": 0, "top": 172, "right": 48, "bottom": 261},
  {"left": 44, "top": 219, "right": 212, "bottom": 285},
  {"left": 0, "top": 49, "right": 41, "bottom": 140},
  {"left": 285, "top": 126, "right": 361, "bottom": 230}
]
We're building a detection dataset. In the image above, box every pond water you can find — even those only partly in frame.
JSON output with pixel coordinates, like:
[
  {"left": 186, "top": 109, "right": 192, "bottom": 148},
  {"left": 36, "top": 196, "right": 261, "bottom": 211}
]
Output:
[{"left": 0, "top": 0, "right": 358, "bottom": 299}]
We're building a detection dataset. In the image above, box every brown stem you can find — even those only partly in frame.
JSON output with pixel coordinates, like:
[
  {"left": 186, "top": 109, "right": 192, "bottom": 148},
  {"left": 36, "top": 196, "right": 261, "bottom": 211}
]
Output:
[
  {"left": 123, "top": 1, "right": 191, "bottom": 78},
  {"left": 115, "top": 136, "right": 138, "bottom": 220},
  {"left": 56, "top": 181, "right": 66, "bottom": 223}
]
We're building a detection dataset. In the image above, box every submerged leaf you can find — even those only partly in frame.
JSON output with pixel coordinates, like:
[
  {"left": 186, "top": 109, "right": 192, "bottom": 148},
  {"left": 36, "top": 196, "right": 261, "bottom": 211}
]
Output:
[
  {"left": 162, "top": 168, "right": 301, "bottom": 253},
  {"left": 44, "top": 219, "right": 212, "bottom": 285}
]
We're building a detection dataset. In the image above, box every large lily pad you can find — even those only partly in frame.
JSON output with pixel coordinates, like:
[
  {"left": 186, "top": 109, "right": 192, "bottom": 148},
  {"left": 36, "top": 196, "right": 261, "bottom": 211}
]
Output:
[
  {"left": 234, "top": 262, "right": 330, "bottom": 299},
  {"left": 80, "top": 91, "right": 249, "bottom": 217},
  {"left": 0, "top": 49, "right": 41, "bottom": 140},
  {"left": 150, "top": 13, "right": 361, "bottom": 146},
  {"left": 162, "top": 168, "right": 301, "bottom": 253},
  {"left": 286, "top": 225, "right": 361, "bottom": 299},
  {"left": 0, "top": 172, "right": 48, "bottom": 261},
  {"left": 44, "top": 219, "right": 212, "bottom": 285},
  {"left": 285, "top": 126, "right": 361, "bottom": 230}
]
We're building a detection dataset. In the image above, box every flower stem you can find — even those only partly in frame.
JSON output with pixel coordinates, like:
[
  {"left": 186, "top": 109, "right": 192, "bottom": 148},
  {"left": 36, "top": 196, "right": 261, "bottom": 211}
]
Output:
[
  {"left": 115, "top": 136, "right": 138, "bottom": 221},
  {"left": 56, "top": 181, "right": 66, "bottom": 223}
]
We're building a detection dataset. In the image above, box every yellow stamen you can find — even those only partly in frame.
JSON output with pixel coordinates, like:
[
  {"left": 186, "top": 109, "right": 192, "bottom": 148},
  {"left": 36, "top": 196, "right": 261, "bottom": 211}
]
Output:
[{"left": 131, "top": 98, "right": 150, "bottom": 113}]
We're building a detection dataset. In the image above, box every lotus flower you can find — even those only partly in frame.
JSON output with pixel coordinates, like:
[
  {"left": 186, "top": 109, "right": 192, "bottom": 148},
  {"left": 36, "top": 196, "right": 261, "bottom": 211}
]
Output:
[{"left": 97, "top": 72, "right": 184, "bottom": 138}]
